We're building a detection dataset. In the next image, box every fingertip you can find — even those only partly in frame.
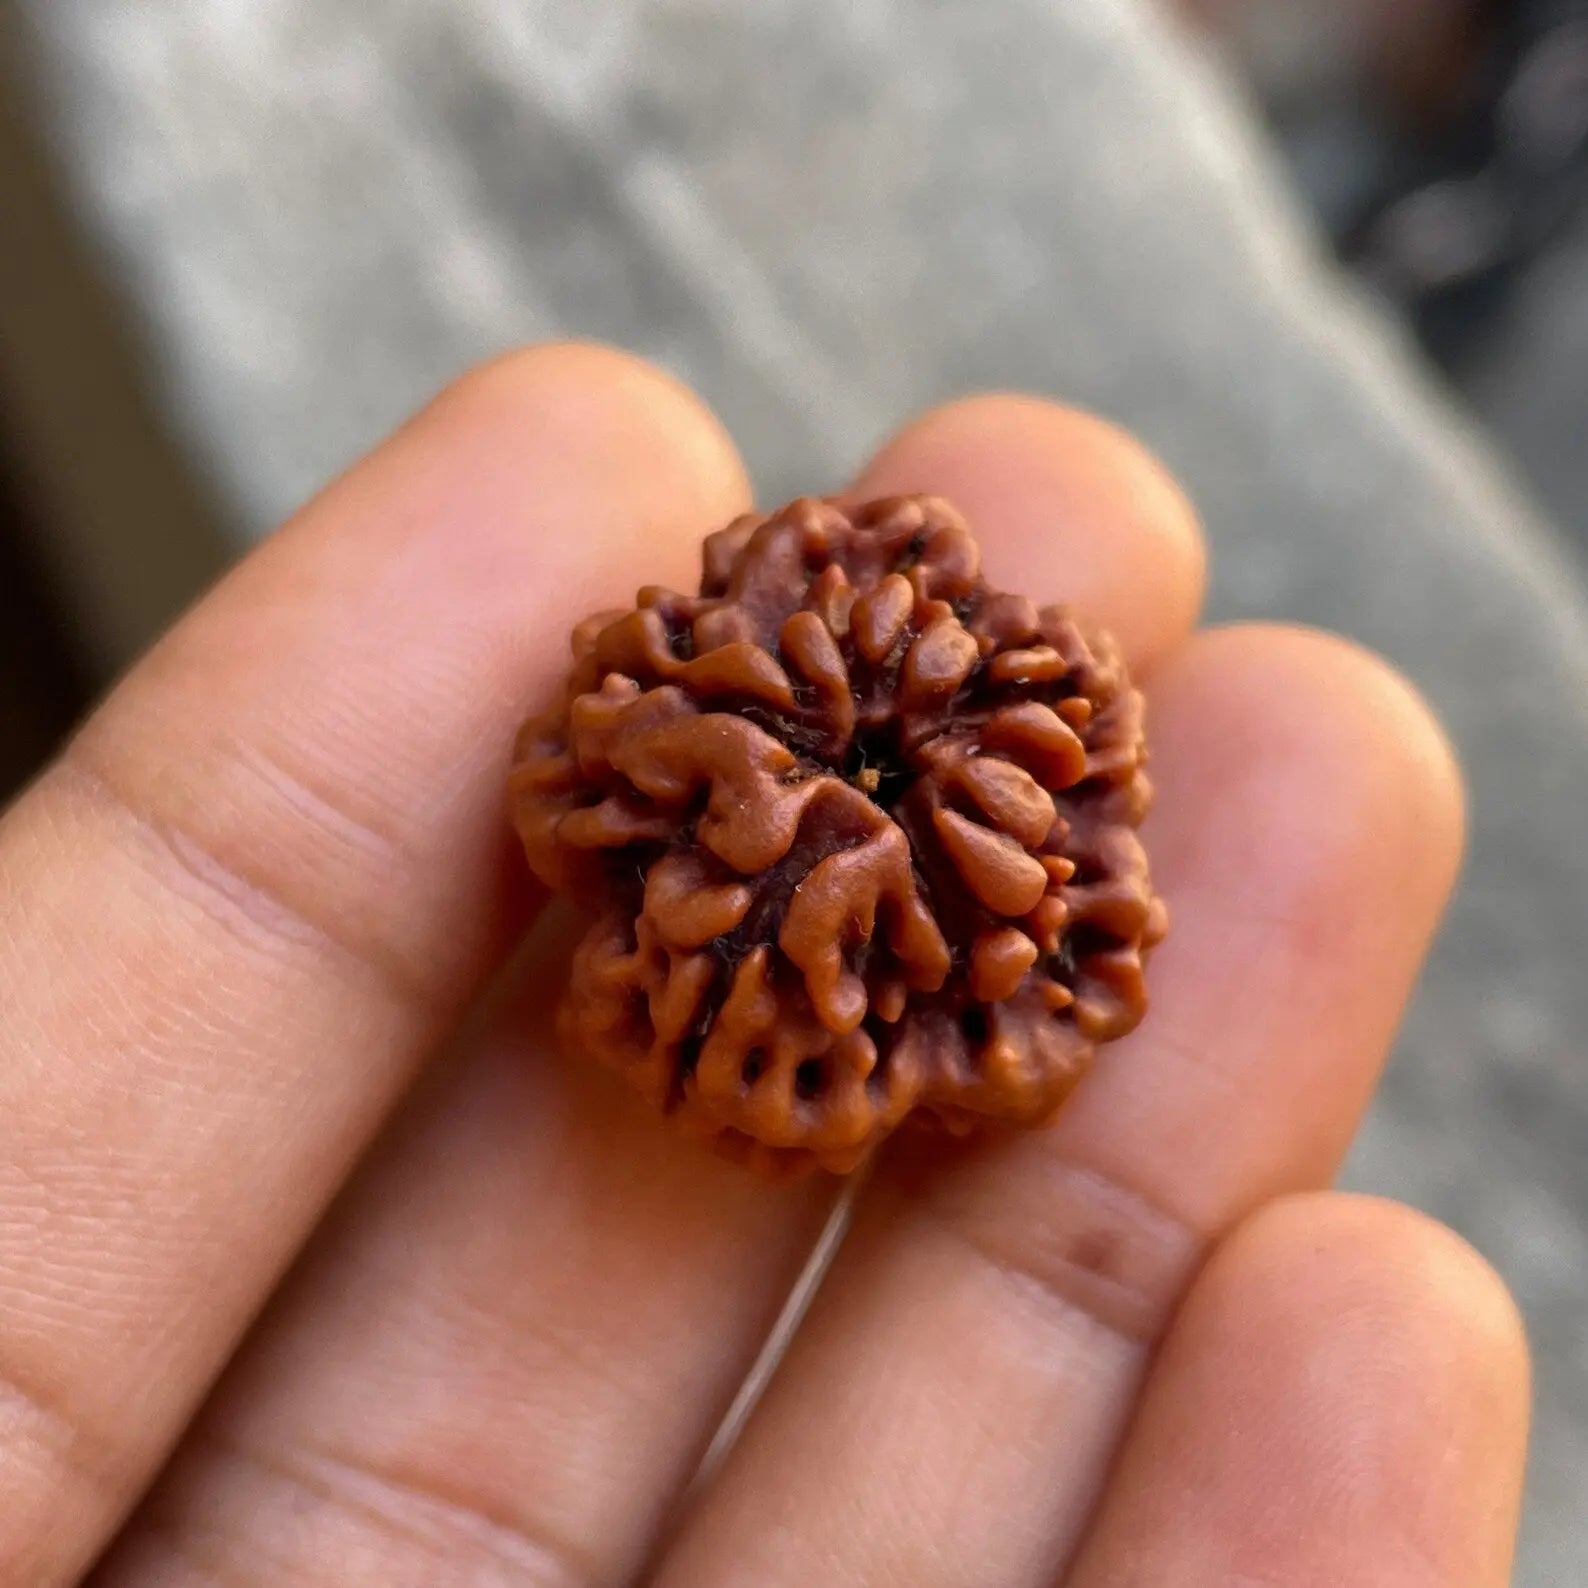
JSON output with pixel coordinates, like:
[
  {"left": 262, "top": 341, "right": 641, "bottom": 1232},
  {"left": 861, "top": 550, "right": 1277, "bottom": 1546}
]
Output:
[
  {"left": 1224, "top": 1191, "right": 1531, "bottom": 1408},
  {"left": 1060, "top": 623, "right": 1470, "bottom": 1228},
  {"left": 413, "top": 341, "right": 753, "bottom": 552},
  {"left": 1151, "top": 622, "right": 1468, "bottom": 915},
  {"left": 1211, "top": 1191, "right": 1533, "bottom": 1561},
  {"left": 1073, "top": 1190, "right": 1530, "bottom": 1587},
  {"left": 57, "top": 340, "right": 758, "bottom": 1071},
  {"left": 854, "top": 394, "right": 1206, "bottom": 673}
]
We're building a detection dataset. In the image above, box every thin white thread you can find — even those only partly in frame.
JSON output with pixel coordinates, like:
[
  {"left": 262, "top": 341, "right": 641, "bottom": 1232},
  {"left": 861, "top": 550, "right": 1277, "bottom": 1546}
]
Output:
[{"left": 686, "top": 1154, "right": 875, "bottom": 1498}]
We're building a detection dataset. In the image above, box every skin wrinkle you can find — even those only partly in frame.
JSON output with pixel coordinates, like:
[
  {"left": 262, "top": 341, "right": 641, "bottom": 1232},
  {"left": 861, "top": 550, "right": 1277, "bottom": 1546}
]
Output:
[
  {"left": 0, "top": 1356, "right": 108, "bottom": 1542},
  {"left": 46, "top": 749, "right": 435, "bottom": 1018},
  {"left": 147, "top": 1426, "right": 600, "bottom": 1588},
  {"left": 221, "top": 733, "right": 417, "bottom": 881},
  {"left": 902, "top": 1151, "right": 1208, "bottom": 1348}
]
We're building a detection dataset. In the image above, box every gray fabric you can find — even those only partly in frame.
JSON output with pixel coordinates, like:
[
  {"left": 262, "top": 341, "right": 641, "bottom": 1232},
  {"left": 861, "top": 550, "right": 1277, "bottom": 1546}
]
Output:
[{"left": 17, "top": 2, "right": 1588, "bottom": 1577}]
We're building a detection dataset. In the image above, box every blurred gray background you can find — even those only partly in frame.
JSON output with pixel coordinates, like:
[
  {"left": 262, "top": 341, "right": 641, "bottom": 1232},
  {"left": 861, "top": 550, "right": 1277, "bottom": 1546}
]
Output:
[{"left": 2, "top": 1, "right": 1585, "bottom": 1579}]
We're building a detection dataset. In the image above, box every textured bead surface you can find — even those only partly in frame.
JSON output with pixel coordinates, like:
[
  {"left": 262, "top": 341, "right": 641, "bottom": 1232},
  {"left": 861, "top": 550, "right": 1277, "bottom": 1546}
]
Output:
[{"left": 511, "top": 495, "right": 1165, "bottom": 1175}]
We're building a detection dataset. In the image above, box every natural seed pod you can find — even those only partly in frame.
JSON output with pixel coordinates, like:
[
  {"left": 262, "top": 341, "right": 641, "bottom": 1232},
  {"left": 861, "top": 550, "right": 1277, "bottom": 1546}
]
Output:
[{"left": 511, "top": 494, "right": 1165, "bottom": 1176}]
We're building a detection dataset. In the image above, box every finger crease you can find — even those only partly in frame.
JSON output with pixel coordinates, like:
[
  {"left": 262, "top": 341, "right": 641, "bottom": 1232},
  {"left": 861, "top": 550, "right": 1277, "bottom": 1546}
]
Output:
[
  {"left": 0, "top": 1348, "right": 122, "bottom": 1530},
  {"left": 173, "top": 1427, "right": 599, "bottom": 1588},
  {"left": 53, "top": 750, "right": 434, "bottom": 1015},
  {"left": 910, "top": 1154, "right": 1209, "bottom": 1348}
]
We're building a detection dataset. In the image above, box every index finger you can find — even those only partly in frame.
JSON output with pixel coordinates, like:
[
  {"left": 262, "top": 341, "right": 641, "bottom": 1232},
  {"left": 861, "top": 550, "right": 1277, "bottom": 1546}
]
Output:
[{"left": 0, "top": 343, "right": 750, "bottom": 1584}]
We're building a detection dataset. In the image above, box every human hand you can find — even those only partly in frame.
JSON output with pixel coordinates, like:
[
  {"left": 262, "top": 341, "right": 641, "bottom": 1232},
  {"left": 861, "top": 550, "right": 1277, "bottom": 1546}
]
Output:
[{"left": 0, "top": 346, "right": 1528, "bottom": 1585}]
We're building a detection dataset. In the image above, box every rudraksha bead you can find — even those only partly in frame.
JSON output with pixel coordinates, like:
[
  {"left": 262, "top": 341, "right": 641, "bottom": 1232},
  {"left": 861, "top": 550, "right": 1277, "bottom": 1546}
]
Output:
[{"left": 511, "top": 495, "right": 1165, "bottom": 1175}]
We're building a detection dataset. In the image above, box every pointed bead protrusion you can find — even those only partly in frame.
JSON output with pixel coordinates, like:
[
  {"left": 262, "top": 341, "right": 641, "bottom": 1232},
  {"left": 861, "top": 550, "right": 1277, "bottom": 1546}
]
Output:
[{"left": 933, "top": 807, "right": 1050, "bottom": 916}]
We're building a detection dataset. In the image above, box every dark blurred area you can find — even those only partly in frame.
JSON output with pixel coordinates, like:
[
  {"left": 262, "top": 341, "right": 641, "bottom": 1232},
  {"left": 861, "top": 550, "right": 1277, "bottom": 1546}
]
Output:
[
  {"left": 1197, "top": 0, "right": 1588, "bottom": 535},
  {"left": 1338, "top": 0, "right": 1588, "bottom": 365},
  {"left": 0, "top": 446, "right": 91, "bottom": 795},
  {"left": 0, "top": 21, "right": 228, "bottom": 798}
]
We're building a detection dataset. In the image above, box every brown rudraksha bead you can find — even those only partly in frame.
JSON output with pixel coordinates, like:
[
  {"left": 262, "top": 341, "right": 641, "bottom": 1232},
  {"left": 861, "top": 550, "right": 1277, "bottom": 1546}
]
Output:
[{"left": 510, "top": 495, "right": 1165, "bottom": 1175}]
